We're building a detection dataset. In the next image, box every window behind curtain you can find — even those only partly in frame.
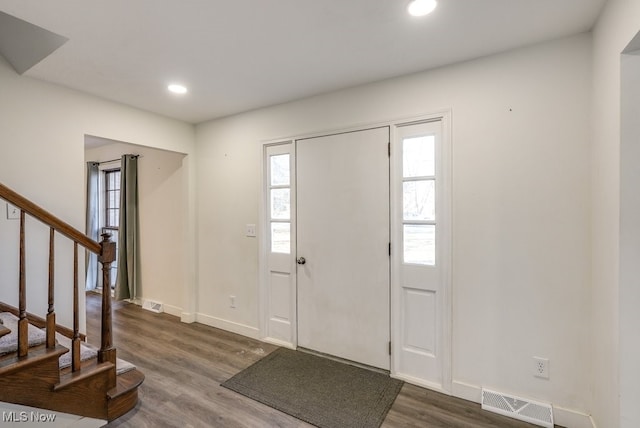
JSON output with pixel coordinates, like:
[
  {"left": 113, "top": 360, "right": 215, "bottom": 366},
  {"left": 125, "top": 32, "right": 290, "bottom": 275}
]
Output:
[
  {"left": 103, "top": 168, "right": 120, "bottom": 288},
  {"left": 105, "top": 168, "right": 121, "bottom": 228}
]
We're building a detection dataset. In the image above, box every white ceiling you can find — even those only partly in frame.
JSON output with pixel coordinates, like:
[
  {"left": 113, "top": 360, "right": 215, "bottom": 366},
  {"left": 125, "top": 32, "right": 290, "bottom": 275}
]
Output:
[{"left": 0, "top": 0, "right": 606, "bottom": 124}]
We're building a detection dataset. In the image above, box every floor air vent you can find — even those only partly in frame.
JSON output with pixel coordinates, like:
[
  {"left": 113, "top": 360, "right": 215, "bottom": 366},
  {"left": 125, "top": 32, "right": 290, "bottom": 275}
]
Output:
[
  {"left": 142, "top": 300, "right": 163, "bottom": 313},
  {"left": 481, "top": 388, "right": 553, "bottom": 428}
]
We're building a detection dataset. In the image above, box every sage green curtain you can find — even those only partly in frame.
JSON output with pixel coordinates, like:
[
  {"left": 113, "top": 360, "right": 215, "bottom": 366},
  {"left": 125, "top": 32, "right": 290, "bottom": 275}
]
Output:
[
  {"left": 115, "top": 155, "right": 141, "bottom": 300},
  {"left": 85, "top": 162, "right": 100, "bottom": 290}
]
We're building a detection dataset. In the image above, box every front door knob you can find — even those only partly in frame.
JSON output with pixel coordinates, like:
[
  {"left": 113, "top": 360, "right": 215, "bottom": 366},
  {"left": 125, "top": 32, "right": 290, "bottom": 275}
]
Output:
[{"left": 297, "top": 257, "right": 306, "bottom": 265}]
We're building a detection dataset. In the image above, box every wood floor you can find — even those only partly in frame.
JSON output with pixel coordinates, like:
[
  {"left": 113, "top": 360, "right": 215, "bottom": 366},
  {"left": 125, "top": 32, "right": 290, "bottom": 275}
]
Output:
[{"left": 85, "top": 293, "right": 541, "bottom": 428}]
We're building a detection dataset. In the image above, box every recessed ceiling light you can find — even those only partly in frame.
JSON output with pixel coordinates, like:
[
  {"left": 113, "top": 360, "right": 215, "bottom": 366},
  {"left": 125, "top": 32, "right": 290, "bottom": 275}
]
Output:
[
  {"left": 168, "top": 84, "right": 188, "bottom": 94},
  {"left": 407, "top": 0, "right": 437, "bottom": 17}
]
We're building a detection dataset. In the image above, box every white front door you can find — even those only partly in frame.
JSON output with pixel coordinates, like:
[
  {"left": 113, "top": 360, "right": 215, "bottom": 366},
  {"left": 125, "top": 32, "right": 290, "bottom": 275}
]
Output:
[{"left": 296, "top": 127, "right": 390, "bottom": 370}]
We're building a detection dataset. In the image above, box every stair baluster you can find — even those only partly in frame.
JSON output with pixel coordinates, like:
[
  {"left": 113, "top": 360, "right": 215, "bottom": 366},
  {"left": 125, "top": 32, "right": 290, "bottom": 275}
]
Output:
[
  {"left": 72, "top": 242, "right": 81, "bottom": 372},
  {"left": 46, "top": 227, "right": 56, "bottom": 349},
  {"left": 18, "top": 210, "right": 28, "bottom": 357}
]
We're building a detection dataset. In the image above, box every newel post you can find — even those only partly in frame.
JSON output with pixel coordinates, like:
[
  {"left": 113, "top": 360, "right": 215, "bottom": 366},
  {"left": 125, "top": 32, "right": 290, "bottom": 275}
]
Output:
[{"left": 97, "top": 233, "right": 117, "bottom": 364}]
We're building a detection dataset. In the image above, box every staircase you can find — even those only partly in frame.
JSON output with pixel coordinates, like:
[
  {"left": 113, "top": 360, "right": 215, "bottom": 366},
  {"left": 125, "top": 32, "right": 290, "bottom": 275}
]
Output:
[{"left": 0, "top": 183, "right": 143, "bottom": 421}]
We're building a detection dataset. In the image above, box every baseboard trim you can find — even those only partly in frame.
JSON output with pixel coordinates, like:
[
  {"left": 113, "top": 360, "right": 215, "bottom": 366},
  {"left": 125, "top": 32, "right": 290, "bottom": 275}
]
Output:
[
  {"left": 452, "top": 380, "right": 482, "bottom": 403},
  {"left": 180, "top": 312, "right": 196, "bottom": 323},
  {"left": 392, "top": 373, "right": 450, "bottom": 395},
  {"left": 196, "top": 313, "right": 260, "bottom": 340},
  {"left": 261, "top": 337, "right": 296, "bottom": 349},
  {"left": 451, "top": 381, "right": 594, "bottom": 428},
  {"left": 133, "top": 297, "right": 182, "bottom": 318},
  {"left": 162, "top": 304, "right": 182, "bottom": 318},
  {"left": 552, "top": 405, "right": 595, "bottom": 428}
]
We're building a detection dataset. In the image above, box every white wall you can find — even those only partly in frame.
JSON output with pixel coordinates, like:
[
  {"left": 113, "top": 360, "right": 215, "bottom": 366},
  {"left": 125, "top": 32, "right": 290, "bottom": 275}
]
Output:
[
  {"left": 0, "top": 55, "right": 195, "bottom": 334},
  {"left": 84, "top": 142, "right": 187, "bottom": 317},
  {"left": 620, "top": 50, "right": 640, "bottom": 428},
  {"left": 195, "top": 34, "right": 592, "bottom": 422},
  {"left": 591, "top": 1, "right": 640, "bottom": 426}
]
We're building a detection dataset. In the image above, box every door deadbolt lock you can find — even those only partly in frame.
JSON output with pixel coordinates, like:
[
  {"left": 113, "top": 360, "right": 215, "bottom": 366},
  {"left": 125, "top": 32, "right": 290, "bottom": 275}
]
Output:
[{"left": 297, "top": 257, "right": 306, "bottom": 265}]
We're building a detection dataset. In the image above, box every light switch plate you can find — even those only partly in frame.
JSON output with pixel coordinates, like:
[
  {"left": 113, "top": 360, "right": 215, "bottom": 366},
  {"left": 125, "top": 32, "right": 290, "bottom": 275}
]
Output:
[
  {"left": 245, "top": 224, "right": 256, "bottom": 237},
  {"left": 6, "top": 203, "right": 19, "bottom": 220}
]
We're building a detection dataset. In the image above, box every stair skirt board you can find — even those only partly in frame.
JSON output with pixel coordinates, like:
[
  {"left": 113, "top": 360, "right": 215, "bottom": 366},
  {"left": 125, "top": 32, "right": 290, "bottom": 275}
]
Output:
[{"left": 0, "top": 312, "right": 136, "bottom": 375}]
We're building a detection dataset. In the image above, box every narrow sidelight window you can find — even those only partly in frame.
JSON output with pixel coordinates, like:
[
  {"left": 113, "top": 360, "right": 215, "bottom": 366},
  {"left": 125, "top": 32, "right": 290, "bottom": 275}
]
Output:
[
  {"left": 269, "top": 154, "right": 291, "bottom": 253},
  {"left": 402, "top": 134, "right": 436, "bottom": 265}
]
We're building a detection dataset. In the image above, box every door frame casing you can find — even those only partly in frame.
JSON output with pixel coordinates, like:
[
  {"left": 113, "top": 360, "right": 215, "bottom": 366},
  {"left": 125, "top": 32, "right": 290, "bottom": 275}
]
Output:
[{"left": 259, "top": 110, "right": 452, "bottom": 393}]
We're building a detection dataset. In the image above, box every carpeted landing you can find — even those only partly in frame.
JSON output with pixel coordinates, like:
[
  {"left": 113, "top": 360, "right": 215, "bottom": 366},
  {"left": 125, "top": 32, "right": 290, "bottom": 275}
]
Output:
[{"left": 221, "top": 347, "right": 403, "bottom": 428}]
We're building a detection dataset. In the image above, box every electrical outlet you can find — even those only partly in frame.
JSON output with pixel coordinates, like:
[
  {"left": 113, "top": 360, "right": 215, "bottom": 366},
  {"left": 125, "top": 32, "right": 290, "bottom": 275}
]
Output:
[
  {"left": 230, "top": 295, "right": 236, "bottom": 309},
  {"left": 533, "top": 357, "right": 549, "bottom": 379}
]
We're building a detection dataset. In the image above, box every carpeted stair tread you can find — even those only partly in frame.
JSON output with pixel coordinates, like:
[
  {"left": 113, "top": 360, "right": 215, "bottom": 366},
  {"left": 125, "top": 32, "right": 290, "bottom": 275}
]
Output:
[
  {"left": 0, "top": 312, "right": 45, "bottom": 355},
  {"left": 0, "top": 312, "right": 136, "bottom": 374}
]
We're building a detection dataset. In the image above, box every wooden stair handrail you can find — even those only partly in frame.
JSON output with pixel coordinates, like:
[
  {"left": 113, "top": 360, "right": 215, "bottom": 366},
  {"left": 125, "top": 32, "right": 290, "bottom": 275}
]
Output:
[
  {"left": 0, "top": 181, "right": 116, "bottom": 373},
  {"left": 0, "top": 183, "right": 101, "bottom": 254}
]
